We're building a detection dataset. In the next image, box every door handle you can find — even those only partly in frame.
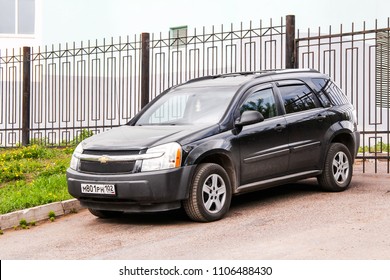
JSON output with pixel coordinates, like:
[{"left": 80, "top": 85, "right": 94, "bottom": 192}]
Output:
[{"left": 274, "top": 124, "right": 286, "bottom": 132}]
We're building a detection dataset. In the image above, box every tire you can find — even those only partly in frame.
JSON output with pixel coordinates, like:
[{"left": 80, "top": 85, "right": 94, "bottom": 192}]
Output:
[
  {"left": 318, "top": 143, "right": 353, "bottom": 192},
  {"left": 88, "top": 208, "right": 123, "bottom": 219},
  {"left": 183, "top": 163, "right": 232, "bottom": 222}
]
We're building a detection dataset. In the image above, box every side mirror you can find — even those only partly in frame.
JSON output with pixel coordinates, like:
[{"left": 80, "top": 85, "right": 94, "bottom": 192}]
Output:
[{"left": 235, "top": 110, "right": 264, "bottom": 127}]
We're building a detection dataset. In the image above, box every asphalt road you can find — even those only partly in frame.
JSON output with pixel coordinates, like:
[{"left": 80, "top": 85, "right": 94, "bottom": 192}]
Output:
[{"left": 1, "top": 166, "right": 390, "bottom": 260}]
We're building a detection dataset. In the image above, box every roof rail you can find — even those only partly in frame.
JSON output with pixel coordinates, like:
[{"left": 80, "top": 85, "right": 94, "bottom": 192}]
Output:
[
  {"left": 181, "top": 75, "right": 222, "bottom": 85},
  {"left": 181, "top": 68, "right": 320, "bottom": 85},
  {"left": 183, "top": 70, "right": 276, "bottom": 83}
]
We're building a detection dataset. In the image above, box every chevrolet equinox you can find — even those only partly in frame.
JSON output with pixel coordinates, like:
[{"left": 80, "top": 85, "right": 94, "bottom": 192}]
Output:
[{"left": 67, "top": 69, "right": 360, "bottom": 222}]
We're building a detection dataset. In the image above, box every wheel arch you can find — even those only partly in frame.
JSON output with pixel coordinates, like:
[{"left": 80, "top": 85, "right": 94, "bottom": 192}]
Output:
[
  {"left": 192, "top": 150, "right": 238, "bottom": 193},
  {"left": 323, "top": 118, "right": 358, "bottom": 162},
  {"left": 330, "top": 132, "right": 357, "bottom": 161}
]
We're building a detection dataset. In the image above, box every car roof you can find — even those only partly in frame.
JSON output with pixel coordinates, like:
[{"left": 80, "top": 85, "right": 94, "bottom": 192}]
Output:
[{"left": 177, "top": 69, "right": 323, "bottom": 89}]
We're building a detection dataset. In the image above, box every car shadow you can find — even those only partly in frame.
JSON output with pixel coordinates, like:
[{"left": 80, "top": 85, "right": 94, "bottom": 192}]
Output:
[
  {"left": 91, "top": 178, "right": 322, "bottom": 226},
  {"left": 230, "top": 178, "right": 321, "bottom": 209},
  {"left": 93, "top": 208, "right": 189, "bottom": 226}
]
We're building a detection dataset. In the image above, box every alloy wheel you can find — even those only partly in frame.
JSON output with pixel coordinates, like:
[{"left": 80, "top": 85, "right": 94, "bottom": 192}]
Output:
[
  {"left": 202, "top": 174, "right": 227, "bottom": 214},
  {"left": 332, "top": 151, "right": 350, "bottom": 185}
]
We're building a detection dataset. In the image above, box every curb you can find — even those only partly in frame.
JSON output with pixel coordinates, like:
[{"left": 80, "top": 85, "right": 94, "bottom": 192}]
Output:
[{"left": 0, "top": 199, "right": 85, "bottom": 230}]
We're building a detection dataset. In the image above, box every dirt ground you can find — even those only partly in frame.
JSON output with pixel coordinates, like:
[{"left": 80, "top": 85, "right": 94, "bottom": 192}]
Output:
[{"left": 1, "top": 161, "right": 389, "bottom": 260}]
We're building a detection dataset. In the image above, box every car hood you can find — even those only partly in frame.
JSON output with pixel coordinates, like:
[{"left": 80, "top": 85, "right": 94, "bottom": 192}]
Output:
[{"left": 81, "top": 124, "right": 219, "bottom": 151}]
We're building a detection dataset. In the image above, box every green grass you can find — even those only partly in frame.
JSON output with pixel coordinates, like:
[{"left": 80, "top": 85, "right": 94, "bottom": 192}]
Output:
[
  {"left": 0, "top": 129, "right": 93, "bottom": 215},
  {"left": 358, "top": 142, "right": 390, "bottom": 154},
  {"left": 0, "top": 145, "right": 75, "bottom": 215}
]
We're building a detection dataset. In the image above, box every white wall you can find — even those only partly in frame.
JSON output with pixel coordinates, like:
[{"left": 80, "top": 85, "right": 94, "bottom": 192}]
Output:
[
  {"left": 1, "top": 0, "right": 389, "bottom": 51},
  {"left": 0, "top": 0, "right": 43, "bottom": 53},
  {"left": 41, "top": 0, "right": 390, "bottom": 46}
]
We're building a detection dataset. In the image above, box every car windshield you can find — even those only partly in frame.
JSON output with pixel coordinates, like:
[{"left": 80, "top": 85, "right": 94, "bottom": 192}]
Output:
[{"left": 135, "top": 86, "right": 237, "bottom": 125}]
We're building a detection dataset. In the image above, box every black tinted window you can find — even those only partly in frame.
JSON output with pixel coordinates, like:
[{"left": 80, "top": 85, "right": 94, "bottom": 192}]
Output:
[
  {"left": 326, "top": 82, "right": 349, "bottom": 105},
  {"left": 311, "top": 78, "right": 331, "bottom": 107},
  {"left": 279, "top": 84, "right": 317, "bottom": 114},
  {"left": 312, "top": 78, "right": 349, "bottom": 106},
  {"left": 240, "top": 88, "right": 277, "bottom": 119}
]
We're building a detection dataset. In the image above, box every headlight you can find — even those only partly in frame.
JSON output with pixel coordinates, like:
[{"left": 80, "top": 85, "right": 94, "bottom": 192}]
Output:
[
  {"left": 141, "top": 142, "right": 182, "bottom": 172},
  {"left": 70, "top": 143, "right": 84, "bottom": 170}
]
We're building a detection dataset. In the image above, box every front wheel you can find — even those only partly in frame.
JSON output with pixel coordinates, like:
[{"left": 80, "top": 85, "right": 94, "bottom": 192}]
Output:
[
  {"left": 318, "top": 143, "right": 353, "bottom": 192},
  {"left": 183, "top": 163, "right": 232, "bottom": 222}
]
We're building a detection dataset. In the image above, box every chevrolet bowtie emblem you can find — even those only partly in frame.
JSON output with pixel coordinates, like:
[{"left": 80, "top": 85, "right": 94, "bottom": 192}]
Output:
[{"left": 98, "top": 155, "right": 111, "bottom": 164}]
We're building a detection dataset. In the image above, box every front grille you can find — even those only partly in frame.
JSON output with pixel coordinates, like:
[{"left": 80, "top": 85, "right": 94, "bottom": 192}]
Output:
[
  {"left": 79, "top": 150, "right": 140, "bottom": 174},
  {"left": 80, "top": 160, "right": 136, "bottom": 174}
]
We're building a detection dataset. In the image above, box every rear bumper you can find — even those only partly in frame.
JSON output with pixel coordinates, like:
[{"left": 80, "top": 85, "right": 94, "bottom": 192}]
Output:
[
  {"left": 354, "top": 130, "right": 360, "bottom": 159},
  {"left": 67, "top": 165, "right": 196, "bottom": 212}
]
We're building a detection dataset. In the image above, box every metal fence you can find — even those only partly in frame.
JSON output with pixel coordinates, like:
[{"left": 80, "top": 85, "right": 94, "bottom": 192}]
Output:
[
  {"left": 295, "top": 19, "right": 390, "bottom": 172},
  {"left": 1, "top": 15, "right": 390, "bottom": 173},
  {"left": 1, "top": 36, "right": 143, "bottom": 146},
  {"left": 0, "top": 17, "right": 288, "bottom": 147},
  {"left": 149, "top": 18, "right": 289, "bottom": 100},
  {"left": 0, "top": 49, "right": 23, "bottom": 147}
]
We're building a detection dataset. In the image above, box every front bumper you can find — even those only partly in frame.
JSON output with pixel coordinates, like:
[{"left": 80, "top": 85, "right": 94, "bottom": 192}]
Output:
[{"left": 66, "top": 165, "right": 196, "bottom": 212}]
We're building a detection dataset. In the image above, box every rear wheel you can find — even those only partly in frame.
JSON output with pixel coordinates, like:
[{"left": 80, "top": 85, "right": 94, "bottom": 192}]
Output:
[
  {"left": 88, "top": 208, "right": 123, "bottom": 219},
  {"left": 318, "top": 143, "right": 353, "bottom": 192},
  {"left": 183, "top": 163, "right": 232, "bottom": 222}
]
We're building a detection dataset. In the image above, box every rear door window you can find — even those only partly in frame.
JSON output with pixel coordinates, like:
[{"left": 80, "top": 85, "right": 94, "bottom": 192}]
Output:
[{"left": 278, "top": 84, "right": 318, "bottom": 114}]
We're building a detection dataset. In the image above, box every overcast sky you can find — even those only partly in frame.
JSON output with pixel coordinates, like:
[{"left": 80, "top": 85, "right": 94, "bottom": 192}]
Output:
[{"left": 42, "top": 0, "right": 390, "bottom": 44}]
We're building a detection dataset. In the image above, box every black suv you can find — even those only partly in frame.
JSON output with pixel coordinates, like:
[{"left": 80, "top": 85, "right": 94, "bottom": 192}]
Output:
[{"left": 67, "top": 69, "right": 359, "bottom": 222}]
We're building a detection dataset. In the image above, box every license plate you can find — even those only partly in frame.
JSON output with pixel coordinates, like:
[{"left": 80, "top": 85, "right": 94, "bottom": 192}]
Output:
[{"left": 81, "top": 184, "right": 116, "bottom": 195}]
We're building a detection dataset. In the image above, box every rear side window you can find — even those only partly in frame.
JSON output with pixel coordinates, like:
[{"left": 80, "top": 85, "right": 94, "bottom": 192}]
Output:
[
  {"left": 278, "top": 84, "right": 318, "bottom": 114},
  {"left": 312, "top": 78, "right": 349, "bottom": 106},
  {"left": 310, "top": 78, "right": 331, "bottom": 107}
]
